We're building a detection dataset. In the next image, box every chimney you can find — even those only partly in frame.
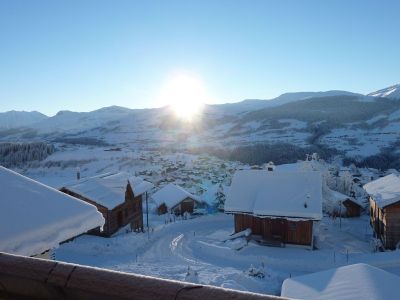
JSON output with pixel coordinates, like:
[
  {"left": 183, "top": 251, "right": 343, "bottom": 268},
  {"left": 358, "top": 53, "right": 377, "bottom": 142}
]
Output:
[{"left": 77, "top": 167, "right": 80, "bottom": 181}]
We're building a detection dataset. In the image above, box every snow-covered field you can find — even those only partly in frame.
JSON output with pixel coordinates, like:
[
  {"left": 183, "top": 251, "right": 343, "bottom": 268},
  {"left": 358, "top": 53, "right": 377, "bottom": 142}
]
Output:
[{"left": 55, "top": 213, "right": 400, "bottom": 296}]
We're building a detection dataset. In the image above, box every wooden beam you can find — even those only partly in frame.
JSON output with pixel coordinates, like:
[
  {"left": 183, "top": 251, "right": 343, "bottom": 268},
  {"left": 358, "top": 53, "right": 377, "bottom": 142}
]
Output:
[{"left": 0, "top": 252, "right": 287, "bottom": 300}]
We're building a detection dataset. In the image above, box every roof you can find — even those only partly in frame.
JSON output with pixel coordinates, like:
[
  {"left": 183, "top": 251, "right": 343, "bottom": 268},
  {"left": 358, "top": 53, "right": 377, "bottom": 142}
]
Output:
[
  {"left": 363, "top": 173, "right": 400, "bottom": 208},
  {"left": 152, "top": 183, "right": 201, "bottom": 209},
  {"left": 0, "top": 166, "right": 104, "bottom": 256},
  {"left": 281, "top": 263, "right": 400, "bottom": 300},
  {"left": 62, "top": 172, "right": 154, "bottom": 210},
  {"left": 225, "top": 170, "right": 323, "bottom": 220},
  {"left": 323, "top": 187, "right": 361, "bottom": 207}
]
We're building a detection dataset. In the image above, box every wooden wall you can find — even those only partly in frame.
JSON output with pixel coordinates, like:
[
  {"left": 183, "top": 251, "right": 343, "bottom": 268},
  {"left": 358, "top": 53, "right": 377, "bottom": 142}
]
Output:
[
  {"left": 234, "top": 214, "right": 313, "bottom": 246},
  {"left": 370, "top": 197, "right": 400, "bottom": 249},
  {"left": 157, "top": 203, "right": 168, "bottom": 215},
  {"left": 108, "top": 184, "right": 143, "bottom": 234},
  {"left": 158, "top": 197, "right": 197, "bottom": 216},
  {"left": 342, "top": 200, "right": 361, "bottom": 217},
  {"left": 383, "top": 202, "right": 400, "bottom": 249}
]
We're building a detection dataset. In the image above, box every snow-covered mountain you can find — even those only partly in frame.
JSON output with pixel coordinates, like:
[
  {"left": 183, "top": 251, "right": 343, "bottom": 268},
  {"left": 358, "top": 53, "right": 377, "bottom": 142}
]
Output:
[
  {"left": 368, "top": 84, "right": 400, "bottom": 99},
  {"left": 2, "top": 84, "right": 400, "bottom": 165},
  {"left": 212, "top": 90, "right": 366, "bottom": 114},
  {"left": 30, "top": 106, "right": 138, "bottom": 133},
  {"left": 0, "top": 110, "right": 48, "bottom": 129}
]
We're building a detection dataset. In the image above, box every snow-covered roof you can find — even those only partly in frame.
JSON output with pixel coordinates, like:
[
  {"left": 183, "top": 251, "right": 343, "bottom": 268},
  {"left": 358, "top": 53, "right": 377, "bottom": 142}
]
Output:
[
  {"left": 152, "top": 183, "right": 201, "bottom": 209},
  {"left": 281, "top": 263, "right": 400, "bottom": 300},
  {"left": 363, "top": 173, "right": 400, "bottom": 208},
  {"left": 0, "top": 166, "right": 104, "bottom": 257},
  {"left": 323, "top": 187, "right": 361, "bottom": 206},
  {"left": 225, "top": 170, "right": 322, "bottom": 220},
  {"left": 62, "top": 172, "right": 154, "bottom": 210}
]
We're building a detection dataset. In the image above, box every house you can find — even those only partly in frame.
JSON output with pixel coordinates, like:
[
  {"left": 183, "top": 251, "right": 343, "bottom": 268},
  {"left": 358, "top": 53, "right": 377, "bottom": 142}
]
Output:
[
  {"left": 281, "top": 263, "right": 400, "bottom": 300},
  {"left": 224, "top": 170, "right": 322, "bottom": 248},
  {"left": 323, "top": 187, "right": 362, "bottom": 217},
  {"left": 0, "top": 166, "right": 104, "bottom": 257},
  {"left": 152, "top": 183, "right": 202, "bottom": 215},
  {"left": 364, "top": 173, "right": 400, "bottom": 249},
  {"left": 60, "top": 172, "right": 153, "bottom": 236}
]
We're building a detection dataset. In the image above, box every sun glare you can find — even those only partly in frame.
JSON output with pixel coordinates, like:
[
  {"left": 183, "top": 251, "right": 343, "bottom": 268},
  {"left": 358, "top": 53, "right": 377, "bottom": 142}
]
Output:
[{"left": 159, "top": 72, "right": 208, "bottom": 121}]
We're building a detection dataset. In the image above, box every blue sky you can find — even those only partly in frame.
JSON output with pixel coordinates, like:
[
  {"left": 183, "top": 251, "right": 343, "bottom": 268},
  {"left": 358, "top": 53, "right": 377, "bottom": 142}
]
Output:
[{"left": 0, "top": 0, "right": 399, "bottom": 115}]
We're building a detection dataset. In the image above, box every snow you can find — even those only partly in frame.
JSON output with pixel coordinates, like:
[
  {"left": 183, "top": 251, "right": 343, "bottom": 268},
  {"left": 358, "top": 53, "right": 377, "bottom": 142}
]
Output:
[
  {"left": 225, "top": 170, "right": 323, "bottom": 220},
  {"left": 55, "top": 213, "right": 400, "bottom": 296},
  {"left": 388, "top": 108, "right": 400, "bottom": 121},
  {"left": 281, "top": 263, "right": 400, "bottom": 300},
  {"left": 363, "top": 174, "right": 400, "bottom": 208},
  {"left": 152, "top": 183, "right": 201, "bottom": 209},
  {"left": 62, "top": 172, "right": 153, "bottom": 209},
  {"left": 368, "top": 84, "right": 400, "bottom": 99},
  {"left": 0, "top": 166, "right": 104, "bottom": 256}
]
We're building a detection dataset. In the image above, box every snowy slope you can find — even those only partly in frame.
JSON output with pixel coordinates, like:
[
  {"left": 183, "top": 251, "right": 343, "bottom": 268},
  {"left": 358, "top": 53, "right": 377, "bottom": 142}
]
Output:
[
  {"left": 368, "top": 83, "right": 400, "bottom": 99},
  {"left": 0, "top": 166, "right": 104, "bottom": 256},
  {"left": 0, "top": 110, "right": 47, "bottom": 129}
]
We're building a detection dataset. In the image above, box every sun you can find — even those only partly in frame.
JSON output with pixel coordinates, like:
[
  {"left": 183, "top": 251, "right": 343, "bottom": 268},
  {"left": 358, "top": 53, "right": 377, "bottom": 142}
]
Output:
[{"left": 159, "top": 72, "right": 208, "bottom": 120}]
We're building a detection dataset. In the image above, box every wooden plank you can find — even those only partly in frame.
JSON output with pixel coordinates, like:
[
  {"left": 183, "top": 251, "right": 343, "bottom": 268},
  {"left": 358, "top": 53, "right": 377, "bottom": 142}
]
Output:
[{"left": 0, "top": 252, "right": 286, "bottom": 300}]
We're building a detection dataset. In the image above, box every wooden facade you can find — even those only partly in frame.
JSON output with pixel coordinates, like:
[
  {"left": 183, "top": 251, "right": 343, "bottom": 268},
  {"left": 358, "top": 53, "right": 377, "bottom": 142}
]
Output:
[
  {"left": 342, "top": 199, "right": 361, "bottom": 217},
  {"left": 60, "top": 184, "right": 143, "bottom": 237},
  {"left": 370, "top": 197, "right": 400, "bottom": 249},
  {"left": 157, "top": 197, "right": 198, "bottom": 216},
  {"left": 157, "top": 203, "right": 168, "bottom": 215},
  {"left": 234, "top": 214, "right": 313, "bottom": 246}
]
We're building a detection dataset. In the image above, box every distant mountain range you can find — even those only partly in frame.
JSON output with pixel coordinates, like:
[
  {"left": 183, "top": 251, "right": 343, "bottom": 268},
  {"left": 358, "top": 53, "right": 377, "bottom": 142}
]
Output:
[
  {"left": 1, "top": 83, "right": 400, "bottom": 164},
  {"left": 0, "top": 110, "right": 47, "bottom": 129}
]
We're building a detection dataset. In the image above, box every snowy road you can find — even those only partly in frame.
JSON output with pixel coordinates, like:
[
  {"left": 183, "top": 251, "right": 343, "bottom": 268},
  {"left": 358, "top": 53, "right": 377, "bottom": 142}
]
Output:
[{"left": 56, "top": 213, "right": 400, "bottom": 296}]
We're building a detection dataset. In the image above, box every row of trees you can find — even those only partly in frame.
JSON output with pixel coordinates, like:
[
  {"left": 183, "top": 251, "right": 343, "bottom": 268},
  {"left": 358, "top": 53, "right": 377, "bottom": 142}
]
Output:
[{"left": 0, "top": 142, "right": 55, "bottom": 167}]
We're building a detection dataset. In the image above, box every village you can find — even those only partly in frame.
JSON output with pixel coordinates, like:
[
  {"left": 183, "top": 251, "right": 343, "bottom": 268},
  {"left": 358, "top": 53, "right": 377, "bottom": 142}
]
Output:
[{"left": 1, "top": 147, "right": 400, "bottom": 298}]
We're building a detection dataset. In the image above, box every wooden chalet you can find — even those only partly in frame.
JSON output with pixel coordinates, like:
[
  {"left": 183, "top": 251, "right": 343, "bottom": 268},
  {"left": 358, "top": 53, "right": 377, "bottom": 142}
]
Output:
[
  {"left": 342, "top": 198, "right": 362, "bottom": 217},
  {"left": 364, "top": 174, "right": 400, "bottom": 249},
  {"left": 60, "top": 172, "right": 153, "bottom": 237},
  {"left": 225, "top": 170, "right": 323, "bottom": 248},
  {"left": 152, "top": 183, "right": 202, "bottom": 215},
  {"left": 324, "top": 188, "right": 362, "bottom": 218}
]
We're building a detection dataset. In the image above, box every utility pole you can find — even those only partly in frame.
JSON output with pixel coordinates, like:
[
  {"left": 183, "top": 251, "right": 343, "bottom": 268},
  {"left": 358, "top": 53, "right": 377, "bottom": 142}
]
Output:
[
  {"left": 146, "top": 191, "right": 149, "bottom": 240},
  {"left": 339, "top": 200, "right": 342, "bottom": 229}
]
